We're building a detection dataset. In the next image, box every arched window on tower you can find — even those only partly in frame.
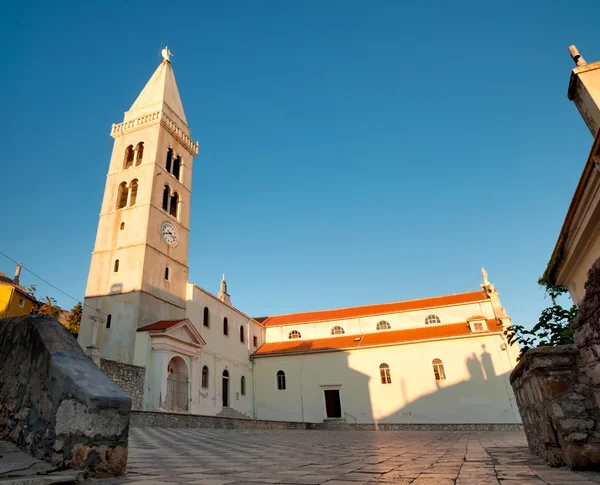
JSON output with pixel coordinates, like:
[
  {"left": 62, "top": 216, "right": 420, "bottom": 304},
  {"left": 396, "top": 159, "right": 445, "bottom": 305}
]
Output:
[
  {"left": 203, "top": 307, "right": 209, "bottom": 327},
  {"left": 379, "top": 363, "right": 392, "bottom": 384},
  {"left": 201, "top": 366, "right": 209, "bottom": 388},
  {"left": 129, "top": 179, "right": 138, "bottom": 206},
  {"left": 223, "top": 317, "right": 229, "bottom": 336},
  {"left": 123, "top": 145, "right": 134, "bottom": 169},
  {"left": 169, "top": 192, "right": 179, "bottom": 218},
  {"left": 173, "top": 155, "right": 181, "bottom": 181},
  {"left": 240, "top": 325, "right": 245, "bottom": 343},
  {"left": 135, "top": 142, "right": 144, "bottom": 166},
  {"left": 106, "top": 313, "right": 112, "bottom": 329},
  {"left": 162, "top": 185, "right": 170, "bottom": 211},
  {"left": 116, "top": 182, "right": 128, "bottom": 209},
  {"left": 113, "top": 259, "right": 119, "bottom": 273},
  {"left": 166, "top": 148, "right": 173, "bottom": 173},
  {"left": 241, "top": 376, "right": 246, "bottom": 395},
  {"left": 164, "top": 266, "right": 170, "bottom": 281}
]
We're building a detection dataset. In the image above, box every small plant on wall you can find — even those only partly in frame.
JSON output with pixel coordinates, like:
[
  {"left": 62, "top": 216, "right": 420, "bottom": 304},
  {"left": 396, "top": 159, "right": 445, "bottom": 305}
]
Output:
[{"left": 504, "top": 285, "right": 577, "bottom": 360}]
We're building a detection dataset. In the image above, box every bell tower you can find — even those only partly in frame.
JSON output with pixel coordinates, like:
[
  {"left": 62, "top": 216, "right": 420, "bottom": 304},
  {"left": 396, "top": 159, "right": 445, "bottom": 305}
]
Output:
[{"left": 79, "top": 48, "right": 199, "bottom": 365}]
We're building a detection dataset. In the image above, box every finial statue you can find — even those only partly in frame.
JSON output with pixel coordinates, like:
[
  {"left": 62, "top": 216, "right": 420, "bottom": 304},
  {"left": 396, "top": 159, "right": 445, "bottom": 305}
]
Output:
[
  {"left": 569, "top": 45, "right": 586, "bottom": 67},
  {"left": 220, "top": 273, "right": 227, "bottom": 293},
  {"left": 482, "top": 267, "right": 490, "bottom": 286},
  {"left": 161, "top": 46, "right": 173, "bottom": 62}
]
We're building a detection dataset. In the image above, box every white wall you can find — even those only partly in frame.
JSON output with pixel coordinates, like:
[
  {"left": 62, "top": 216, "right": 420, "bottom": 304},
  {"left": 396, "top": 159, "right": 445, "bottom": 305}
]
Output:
[
  {"left": 254, "top": 332, "right": 520, "bottom": 424},
  {"left": 185, "top": 283, "right": 264, "bottom": 417}
]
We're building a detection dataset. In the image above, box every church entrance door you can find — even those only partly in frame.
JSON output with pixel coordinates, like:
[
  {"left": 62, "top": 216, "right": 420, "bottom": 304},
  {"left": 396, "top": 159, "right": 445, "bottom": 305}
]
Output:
[
  {"left": 222, "top": 370, "right": 229, "bottom": 407},
  {"left": 166, "top": 356, "right": 189, "bottom": 412},
  {"left": 324, "top": 389, "right": 342, "bottom": 418}
]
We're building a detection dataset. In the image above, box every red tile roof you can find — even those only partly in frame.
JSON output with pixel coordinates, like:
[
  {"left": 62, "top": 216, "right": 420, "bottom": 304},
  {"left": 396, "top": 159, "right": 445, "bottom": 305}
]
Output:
[
  {"left": 256, "top": 291, "right": 489, "bottom": 327},
  {"left": 253, "top": 319, "right": 502, "bottom": 357},
  {"left": 137, "top": 319, "right": 186, "bottom": 332}
]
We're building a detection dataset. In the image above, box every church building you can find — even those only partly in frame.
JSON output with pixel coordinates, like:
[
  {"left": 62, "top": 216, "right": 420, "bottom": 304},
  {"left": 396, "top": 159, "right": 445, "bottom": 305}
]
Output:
[{"left": 78, "top": 51, "right": 521, "bottom": 425}]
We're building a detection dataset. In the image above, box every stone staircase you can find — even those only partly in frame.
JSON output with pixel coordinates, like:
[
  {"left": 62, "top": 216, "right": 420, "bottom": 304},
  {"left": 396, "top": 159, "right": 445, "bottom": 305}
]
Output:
[{"left": 216, "top": 407, "right": 252, "bottom": 420}]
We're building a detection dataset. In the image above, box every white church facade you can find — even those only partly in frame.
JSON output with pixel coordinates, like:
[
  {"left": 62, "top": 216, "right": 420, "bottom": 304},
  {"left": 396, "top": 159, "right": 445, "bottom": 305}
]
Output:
[{"left": 78, "top": 52, "right": 521, "bottom": 425}]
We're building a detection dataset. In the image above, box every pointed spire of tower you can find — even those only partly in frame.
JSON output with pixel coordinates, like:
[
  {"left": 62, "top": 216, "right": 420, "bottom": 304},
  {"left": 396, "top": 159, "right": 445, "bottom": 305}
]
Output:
[
  {"left": 218, "top": 273, "right": 231, "bottom": 306},
  {"left": 125, "top": 47, "right": 188, "bottom": 125}
]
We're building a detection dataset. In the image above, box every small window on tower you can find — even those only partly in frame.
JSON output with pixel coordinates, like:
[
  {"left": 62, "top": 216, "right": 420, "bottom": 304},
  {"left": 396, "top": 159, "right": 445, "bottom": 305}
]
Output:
[
  {"left": 162, "top": 185, "right": 170, "bottom": 212},
  {"left": 173, "top": 155, "right": 182, "bottom": 181},
  {"left": 106, "top": 313, "right": 112, "bottom": 329},
  {"left": 166, "top": 148, "right": 173, "bottom": 173},
  {"left": 203, "top": 307, "right": 209, "bottom": 327},
  {"left": 113, "top": 259, "right": 119, "bottom": 273},
  {"left": 169, "top": 192, "right": 179, "bottom": 218},
  {"left": 240, "top": 325, "right": 245, "bottom": 343},
  {"left": 253, "top": 335, "right": 257, "bottom": 347},
  {"left": 223, "top": 317, "right": 229, "bottom": 336},
  {"left": 164, "top": 266, "right": 170, "bottom": 281},
  {"left": 135, "top": 142, "right": 144, "bottom": 166},
  {"left": 116, "top": 182, "right": 128, "bottom": 209},
  {"left": 120, "top": 222, "right": 125, "bottom": 230},
  {"left": 129, "top": 179, "right": 138, "bottom": 206},
  {"left": 123, "top": 145, "right": 134, "bottom": 169}
]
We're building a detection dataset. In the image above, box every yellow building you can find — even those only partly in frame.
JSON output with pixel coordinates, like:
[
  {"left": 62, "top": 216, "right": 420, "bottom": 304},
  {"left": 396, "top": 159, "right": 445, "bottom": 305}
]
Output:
[{"left": 0, "top": 264, "right": 35, "bottom": 318}]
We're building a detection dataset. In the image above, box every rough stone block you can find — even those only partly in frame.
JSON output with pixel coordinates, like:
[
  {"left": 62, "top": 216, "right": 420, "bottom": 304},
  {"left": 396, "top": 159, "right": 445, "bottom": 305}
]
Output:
[{"left": 0, "top": 315, "right": 132, "bottom": 477}]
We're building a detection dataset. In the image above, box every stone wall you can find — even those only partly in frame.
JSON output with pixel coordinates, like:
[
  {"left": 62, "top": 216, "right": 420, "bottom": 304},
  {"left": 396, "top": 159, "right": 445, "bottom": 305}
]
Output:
[
  {"left": 510, "top": 345, "right": 600, "bottom": 468},
  {"left": 101, "top": 359, "right": 145, "bottom": 411},
  {"left": 0, "top": 315, "right": 132, "bottom": 476},
  {"left": 131, "top": 410, "right": 523, "bottom": 431}
]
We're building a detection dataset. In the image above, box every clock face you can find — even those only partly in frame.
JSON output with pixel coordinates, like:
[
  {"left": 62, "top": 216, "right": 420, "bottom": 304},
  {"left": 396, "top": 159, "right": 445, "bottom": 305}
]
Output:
[{"left": 161, "top": 221, "right": 179, "bottom": 247}]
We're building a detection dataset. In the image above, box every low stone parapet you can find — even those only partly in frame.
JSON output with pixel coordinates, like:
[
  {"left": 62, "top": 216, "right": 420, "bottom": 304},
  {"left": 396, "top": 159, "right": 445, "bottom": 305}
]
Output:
[
  {"left": 0, "top": 315, "right": 132, "bottom": 476},
  {"left": 509, "top": 344, "right": 600, "bottom": 469}
]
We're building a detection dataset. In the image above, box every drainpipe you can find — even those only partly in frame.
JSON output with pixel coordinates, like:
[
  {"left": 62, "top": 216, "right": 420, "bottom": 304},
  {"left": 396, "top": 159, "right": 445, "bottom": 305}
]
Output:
[
  {"left": 299, "top": 358, "right": 305, "bottom": 423},
  {"left": 251, "top": 357, "right": 256, "bottom": 418}
]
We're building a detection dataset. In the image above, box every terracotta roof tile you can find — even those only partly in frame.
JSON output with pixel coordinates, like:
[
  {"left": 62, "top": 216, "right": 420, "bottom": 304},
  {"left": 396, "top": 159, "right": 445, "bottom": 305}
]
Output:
[
  {"left": 256, "top": 291, "right": 489, "bottom": 326},
  {"left": 253, "top": 319, "right": 502, "bottom": 357},
  {"left": 137, "top": 319, "right": 186, "bottom": 332}
]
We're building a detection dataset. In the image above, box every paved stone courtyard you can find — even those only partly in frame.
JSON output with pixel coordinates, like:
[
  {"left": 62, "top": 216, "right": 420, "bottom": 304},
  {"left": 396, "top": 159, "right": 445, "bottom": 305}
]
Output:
[{"left": 98, "top": 428, "right": 600, "bottom": 485}]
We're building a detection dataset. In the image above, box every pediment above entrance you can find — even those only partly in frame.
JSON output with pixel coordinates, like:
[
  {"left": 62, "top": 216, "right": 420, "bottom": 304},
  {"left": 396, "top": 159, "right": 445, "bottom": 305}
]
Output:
[{"left": 138, "top": 318, "right": 205, "bottom": 357}]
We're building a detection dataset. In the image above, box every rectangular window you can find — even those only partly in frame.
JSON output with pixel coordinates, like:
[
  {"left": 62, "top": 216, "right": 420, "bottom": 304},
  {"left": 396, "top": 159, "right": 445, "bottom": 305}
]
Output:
[
  {"left": 253, "top": 336, "right": 257, "bottom": 347},
  {"left": 19, "top": 298, "right": 25, "bottom": 308},
  {"left": 473, "top": 322, "right": 484, "bottom": 332}
]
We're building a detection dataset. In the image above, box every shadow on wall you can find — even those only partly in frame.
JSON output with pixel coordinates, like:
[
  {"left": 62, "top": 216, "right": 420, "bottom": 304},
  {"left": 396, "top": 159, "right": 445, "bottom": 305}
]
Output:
[{"left": 377, "top": 344, "right": 519, "bottom": 424}]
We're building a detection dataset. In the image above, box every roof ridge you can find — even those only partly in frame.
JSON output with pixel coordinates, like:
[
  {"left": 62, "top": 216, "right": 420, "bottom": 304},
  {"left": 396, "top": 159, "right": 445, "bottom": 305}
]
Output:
[{"left": 257, "top": 290, "right": 488, "bottom": 322}]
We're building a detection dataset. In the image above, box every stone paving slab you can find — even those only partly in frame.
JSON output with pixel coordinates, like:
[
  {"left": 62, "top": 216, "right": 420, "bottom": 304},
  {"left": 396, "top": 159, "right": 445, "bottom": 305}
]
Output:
[
  {"left": 0, "top": 440, "right": 82, "bottom": 484},
  {"left": 91, "top": 428, "right": 600, "bottom": 485}
]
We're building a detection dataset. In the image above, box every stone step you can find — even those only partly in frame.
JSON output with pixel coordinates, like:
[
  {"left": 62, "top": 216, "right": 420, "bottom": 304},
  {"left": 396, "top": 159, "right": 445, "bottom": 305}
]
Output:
[{"left": 216, "top": 407, "right": 251, "bottom": 420}]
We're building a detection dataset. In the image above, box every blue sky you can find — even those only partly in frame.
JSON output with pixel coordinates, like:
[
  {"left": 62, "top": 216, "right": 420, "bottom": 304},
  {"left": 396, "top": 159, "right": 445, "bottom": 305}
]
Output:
[{"left": 1, "top": 1, "right": 598, "bottom": 326}]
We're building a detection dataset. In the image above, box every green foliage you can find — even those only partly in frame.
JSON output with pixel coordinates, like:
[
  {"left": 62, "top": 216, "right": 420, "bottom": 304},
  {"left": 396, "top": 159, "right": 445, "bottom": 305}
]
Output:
[
  {"left": 504, "top": 285, "right": 577, "bottom": 360},
  {"left": 35, "top": 296, "right": 62, "bottom": 319},
  {"left": 67, "top": 301, "right": 82, "bottom": 338}
]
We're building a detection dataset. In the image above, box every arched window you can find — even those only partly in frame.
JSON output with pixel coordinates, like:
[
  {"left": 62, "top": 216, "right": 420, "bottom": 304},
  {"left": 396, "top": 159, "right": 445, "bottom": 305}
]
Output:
[
  {"left": 223, "top": 317, "right": 229, "bottom": 336},
  {"left": 120, "top": 222, "right": 125, "bottom": 230},
  {"left": 129, "top": 179, "right": 138, "bottom": 206},
  {"left": 288, "top": 330, "right": 301, "bottom": 339},
  {"left": 113, "top": 259, "right": 119, "bottom": 272},
  {"left": 173, "top": 155, "right": 181, "bottom": 181},
  {"left": 379, "top": 363, "right": 392, "bottom": 384},
  {"left": 166, "top": 148, "right": 173, "bottom": 173},
  {"left": 201, "top": 365, "right": 209, "bottom": 388},
  {"left": 135, "top": 142, "right": 144, "bottom": 166},
  {"left": 106, "top": 313, "right": 112, "bottom": 329},
  {"left": 164, "top": 266, "right": 169, "bottom": 281},
  {"left": 432, "top": 359, "right": 446, "bottom": 381},
  {"left": 241, "top": 376, "right": 246, "bottom": 395},
  {"left": 276, "top": 370, "right": 286, "bottom": 390},
  {"left": 223, "top": 369, "right": 229, "bottom": 377},
  {"left": 240, "top": 325, "right": 245, "bottom": 343},
  {"left": 203, "top": 307, "right": 209, "bottom": 327},
  {"left": 425, "top": 314, "right": 441, "bottom": 325},
  {"left": 331, "top": 325, "right": 345, "bottom": 335},
  {"left": 376, "top": 321, "right": 391, "bottom": 330},
  {"left": 116, "top": 182, "right": 128, "bottom": 209},
  {"left": 162, "top": 185, "right": 170, "bottom": 211},
  {"left": 169, "top": 192, "right": 179, "bottom": 217},
  {"left": 123, "top": 145, "right": 134, "bottom": 169}
]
